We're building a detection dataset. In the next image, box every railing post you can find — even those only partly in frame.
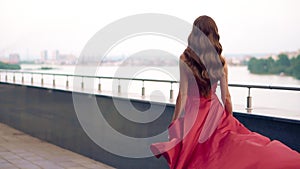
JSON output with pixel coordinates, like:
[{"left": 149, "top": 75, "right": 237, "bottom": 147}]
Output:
[
  {"left": 142, "top": 80, "right": 145, "bottom": 97},
  {"left": 246, "top": 87, "right": 252, "bottom": 113},
  {"left": 81, "top": 76, "right": 84, "bottom": 90},
  {"left": 5, "top": 71, "right": 7, "bottom": 82},
  {"left": 21, "top": 73, "right": 24, "bottom": 83},
  {"left": 66, "top": 76, "right": 69, "bottom": 88},
  {"left": 41, "top": 74, "right": 44, "bottom": 86},
  {"left": 53, "top": 75, "right": 55, "bottom": 87},
  {"left": 31, "top": 73, "right": 33, "bottom": 84},
  {"left": 170, "top": 82, "right": 174, "bottom": 101},
  {"left": 98, "top": 78, "right": 101, "bottom": 92},
  {"left": 118, "top": 79, "right": 121, "bottom": 94},
  {"left": 13, "top": 72, "right": 15, "bottom": 83}
]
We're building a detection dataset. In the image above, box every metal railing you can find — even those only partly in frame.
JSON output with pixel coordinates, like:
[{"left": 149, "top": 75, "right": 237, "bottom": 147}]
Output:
[
  {"left": 228, "top": 84, "right": 300, "bottom": 112},
  {"left": 0, "top": 69, "right": 177, "bottom": 99},
  {"left": 1, "top": 69, "right": 300, "bottom": 113}
]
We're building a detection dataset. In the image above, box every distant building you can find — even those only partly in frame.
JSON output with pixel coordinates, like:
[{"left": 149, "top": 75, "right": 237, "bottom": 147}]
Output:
[
  {"left": 41, "top": 50, "right": 48, "bottom": 61},
  {"left": 54, "top": 50, "right": 60, "bottom": 60},
  {"left": 285, "top": 49, "right": 300, "bottom": 59},
  {"left": 9, "top": 53, "right": 20, "bottom": 64},
  {"left": 277, "top": 49, "right": 300, "bottom": 59},
  {"left": 37, "top": 49, "right": 77, "bottom": 65},
  {"left": 56, "top": 54, "right": 77, "bottom": 64},
  {"left": 0, "top": 57, "right": 9, "bottom": 63}
]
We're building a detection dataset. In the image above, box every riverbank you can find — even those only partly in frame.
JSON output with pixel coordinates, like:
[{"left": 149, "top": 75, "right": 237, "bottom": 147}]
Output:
[
  {"left": 247, "top": 55, "right": 300, "bottom": 80},
  {"left": 0, "top": 62, "right": 20, "bottom": 70}
]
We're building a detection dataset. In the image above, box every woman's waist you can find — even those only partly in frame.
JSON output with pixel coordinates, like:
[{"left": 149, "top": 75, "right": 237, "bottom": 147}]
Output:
[{"left": 187, "top": 93, "right": 218, "bottom": 101}]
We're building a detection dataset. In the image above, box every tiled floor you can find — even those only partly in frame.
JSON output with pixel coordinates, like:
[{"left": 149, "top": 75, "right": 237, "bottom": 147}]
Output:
[{"left": 0, "top": 123, "right": 115, "bottom": 169}]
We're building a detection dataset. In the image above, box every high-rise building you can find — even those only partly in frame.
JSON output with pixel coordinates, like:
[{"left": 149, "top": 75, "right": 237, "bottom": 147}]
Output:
[
  {"left": 9, "top": 53, "right": 20, "bottom": 64},
  {"left": 41, "top": 50, "right": 48, "bottom": 61},
  {"left": 54, "top": 50, "right": 60, "bottom": 60}
]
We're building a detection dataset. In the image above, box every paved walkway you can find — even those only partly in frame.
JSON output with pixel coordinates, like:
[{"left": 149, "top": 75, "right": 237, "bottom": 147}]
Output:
[{"left": 0, "top": 123, "right": 115, "bottom": 169}]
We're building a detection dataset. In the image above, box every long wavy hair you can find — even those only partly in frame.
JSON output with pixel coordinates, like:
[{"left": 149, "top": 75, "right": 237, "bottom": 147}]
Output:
[{"left": 184, "top": 15, "right": 225, "bottom": 97}]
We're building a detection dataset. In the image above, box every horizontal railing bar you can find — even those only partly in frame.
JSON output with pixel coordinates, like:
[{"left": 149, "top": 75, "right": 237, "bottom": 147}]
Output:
[
  {"left": 1, "top": 69, "right": 300, "bottom": 91},
  {"left": 0, "top": 69, "right": 179, "bottom": 83},
  {"left": 0, "top": 69, "right": 73, "bottom": 77},
  {"left": 228, "top": 83, "right": 300, "bottom": 91}
]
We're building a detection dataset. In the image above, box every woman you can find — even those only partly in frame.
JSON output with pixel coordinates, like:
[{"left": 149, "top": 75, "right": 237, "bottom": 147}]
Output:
[{"left": 150, "top": 15, "right": 300, "bottom": 169}]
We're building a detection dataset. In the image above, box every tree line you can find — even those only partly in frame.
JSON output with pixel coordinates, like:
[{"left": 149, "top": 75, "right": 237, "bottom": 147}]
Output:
[
  {"left": 0, "top": 61, "right": 21, "bottom": 70},
  {"left": 247, "top": 54, "right": 300, "bottom": 79}
]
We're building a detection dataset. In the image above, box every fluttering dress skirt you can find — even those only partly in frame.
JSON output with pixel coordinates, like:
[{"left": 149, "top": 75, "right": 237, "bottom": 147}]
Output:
[{"left": 150, "top": 90, "right": 300, "bottom": 169}]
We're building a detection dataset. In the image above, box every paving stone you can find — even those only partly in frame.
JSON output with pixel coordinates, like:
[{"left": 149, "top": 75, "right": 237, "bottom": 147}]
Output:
[
  {"left": 57, "top": 161, "right": 83, "bottom": 168},
  {"left": 22, "top": 156, "right": 44, "bottom": 162},
  {"left": 14, "top": 161, "right": 41, "bottom": 169},
  {"left": 33, "top": 160, "right": 64, "bottom": 169},
  {"left": 17, "top": 152, "right": 36, "bottom": 158},
  {"left": 2, "top": 154, "right": 22, "bottom": 160},
  {"left": 0, "top": 161, "right": 17, "bottom": 168},
  {"left": 0, "top": 157, "right": 8, "bottom": 163},
  {"left": 0, "top": 146, "right": 9, "bottom": 152},
  {"left": 6, "top": 158, "right": 29, "bottom": 164}
]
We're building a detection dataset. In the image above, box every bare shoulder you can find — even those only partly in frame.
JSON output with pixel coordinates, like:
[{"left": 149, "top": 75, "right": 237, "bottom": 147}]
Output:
[{"left": 180, "top": 53, "right": 187, "bottom": 61}]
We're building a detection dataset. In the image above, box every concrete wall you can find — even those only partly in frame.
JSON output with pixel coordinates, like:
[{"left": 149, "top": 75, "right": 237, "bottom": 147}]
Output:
[{"left": 0, "top": 82, "right": 299, "bottom": 168}]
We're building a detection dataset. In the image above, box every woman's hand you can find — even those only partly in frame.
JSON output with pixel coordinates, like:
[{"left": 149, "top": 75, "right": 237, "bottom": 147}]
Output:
[{"left": 220, "top": 59, "right": 233, "bottom": 115}]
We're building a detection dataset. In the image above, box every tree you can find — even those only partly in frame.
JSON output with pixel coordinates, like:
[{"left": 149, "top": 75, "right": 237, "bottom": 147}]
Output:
[
  {"left": 247, "top": 54, "right": 300, "bottom": 79},
  {"left": 291, "top": 55, "right": 300, "bottom": 79},
  {"left": 0, "top": 62, "right": 21, "bottom": 70},
  {"left": 277, "top": 54, "right": 290, "bottom": 67}
]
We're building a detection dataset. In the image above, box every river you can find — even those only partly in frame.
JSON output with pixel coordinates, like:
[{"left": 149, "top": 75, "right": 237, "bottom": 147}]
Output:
[{"left": 1, "top": 64, "right": 300, "bottom": 120}]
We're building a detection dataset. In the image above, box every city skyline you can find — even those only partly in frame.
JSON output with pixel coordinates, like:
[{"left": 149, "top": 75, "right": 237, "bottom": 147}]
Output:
[{"left": 0, "top": 0, "right": 300, "bottom": 60}]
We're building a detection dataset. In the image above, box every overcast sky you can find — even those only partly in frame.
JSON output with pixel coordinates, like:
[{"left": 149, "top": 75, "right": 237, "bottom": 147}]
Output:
[{"left": 0, "top": 0, "right": 299, "bottom": 59}]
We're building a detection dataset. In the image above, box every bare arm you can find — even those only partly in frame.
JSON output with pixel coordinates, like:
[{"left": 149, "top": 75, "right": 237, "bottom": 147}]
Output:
[
  {"left": 172, "top": 55, "right": 189, "bottom": 121},
  {"left": 220, "top": 60, "right": 233, "bottom": 114}
]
